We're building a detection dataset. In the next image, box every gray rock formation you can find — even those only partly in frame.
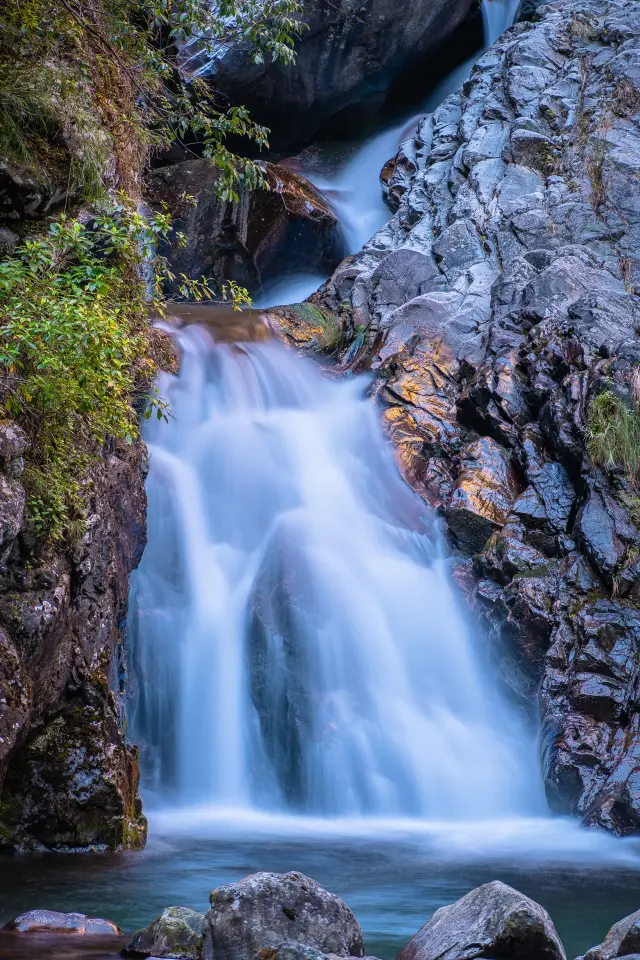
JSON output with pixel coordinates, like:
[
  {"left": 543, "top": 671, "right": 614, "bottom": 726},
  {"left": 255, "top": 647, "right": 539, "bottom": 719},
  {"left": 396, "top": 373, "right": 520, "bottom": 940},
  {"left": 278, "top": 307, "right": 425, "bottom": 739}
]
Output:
[
  {"left": 304, "top": 0, "right": 640, "bottom": 834},
  {"left": 0, "top": 424, "right": 147, "bottom": 851},
  {"left": 397, "top": 880, "right": 565, "bottom": 960},
  {"left": 147, "top": 159, "right": 342, "bottom": 297},
  {"left": 124, "top": 907, "right": 206, "bottom": 959},
  {"left": 204, "top": 872, "right": 365, "bottom": 960},
  {"left": 182, "top": 0, "right": 475, "bottom": 149}
]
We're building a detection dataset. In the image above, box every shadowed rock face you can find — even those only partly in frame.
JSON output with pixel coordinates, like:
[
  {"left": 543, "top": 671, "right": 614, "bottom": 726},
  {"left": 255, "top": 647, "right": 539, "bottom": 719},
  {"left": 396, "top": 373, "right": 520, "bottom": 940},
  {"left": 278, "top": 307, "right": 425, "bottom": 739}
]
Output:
[
  {"left": 397, "top": 880, "right": 565, "bottom": 960},
  {"left": 181, "top": 0, "right": 475, "bottom": 151},
  {"left": 147, "top": 159, "right": 343, "bottom": 297},
  {"left": 0, "top": 423, "right": 147, "bottom": 852},
  {"left": 306, "top": 0, "right": 640, "bottom": 834},
  {"left": 204, "top": 872, "right": 365, "bottom": 960}
]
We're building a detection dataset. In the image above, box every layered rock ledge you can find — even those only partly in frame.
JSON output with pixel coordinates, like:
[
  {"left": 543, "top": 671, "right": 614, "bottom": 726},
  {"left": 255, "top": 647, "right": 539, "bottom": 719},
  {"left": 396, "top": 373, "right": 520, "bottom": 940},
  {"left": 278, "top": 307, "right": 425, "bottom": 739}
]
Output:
[{"left": 306, "top": 0, "right": 640, "bottom": 833}]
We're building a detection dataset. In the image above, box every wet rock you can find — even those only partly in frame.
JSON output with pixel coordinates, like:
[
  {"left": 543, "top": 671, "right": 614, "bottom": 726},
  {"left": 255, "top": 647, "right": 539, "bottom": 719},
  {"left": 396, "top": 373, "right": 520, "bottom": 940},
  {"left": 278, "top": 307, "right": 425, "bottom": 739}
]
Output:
[
  {"left": 0, "top": 432, "right": 148, "bottom": 852},
  {"left": 0, "top": 693, "right": 147, "bottom": 852},
  {"left": 581, "top": 907, "right": 640, "bottom": 960},
  {"left": 204, "top": 872, "right": 365, "bottom": 960},
  {"left": 255, "top": 946, "right": 383, "bottom": 960},
  {"left": 446, "top": 438, "right": 521, "bottom": 553},
  {"left": 397, "top": 880, "right": 565, "bottom": 960},
  {"left": 576, "top": 479, "right": 639, "bottom": 585},
  {"left": 4, "top": 910, "right": 121, "bottom": 935},
  {"left": 125, "top": 907, "right": 206, "bottom": 959},
  {"left": 542, "top": 602, "right": 640, "bottom": 834},
  {"left": 147, "top": 159, "right": 342, "bottom": 297}
]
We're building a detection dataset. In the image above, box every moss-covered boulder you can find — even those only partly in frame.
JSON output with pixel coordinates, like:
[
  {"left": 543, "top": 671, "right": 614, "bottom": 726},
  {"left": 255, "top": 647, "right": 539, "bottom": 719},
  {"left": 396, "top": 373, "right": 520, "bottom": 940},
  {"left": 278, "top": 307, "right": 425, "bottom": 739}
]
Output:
[{"left": 124, "top": 907, "right": 206, "bottom": 959}]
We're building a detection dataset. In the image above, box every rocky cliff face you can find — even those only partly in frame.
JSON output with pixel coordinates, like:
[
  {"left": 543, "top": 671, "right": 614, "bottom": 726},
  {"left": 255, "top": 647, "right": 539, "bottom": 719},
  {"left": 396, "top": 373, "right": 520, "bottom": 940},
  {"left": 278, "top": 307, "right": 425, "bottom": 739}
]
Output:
[
  {"left": 183, "top": 0, "right": 475, "bottom": 150},
  {"left": 311, "top": 0, "right": 640, "bottom": 834},
  {"left": 0, "top": 425, "right": 147, "bottom": 851}
]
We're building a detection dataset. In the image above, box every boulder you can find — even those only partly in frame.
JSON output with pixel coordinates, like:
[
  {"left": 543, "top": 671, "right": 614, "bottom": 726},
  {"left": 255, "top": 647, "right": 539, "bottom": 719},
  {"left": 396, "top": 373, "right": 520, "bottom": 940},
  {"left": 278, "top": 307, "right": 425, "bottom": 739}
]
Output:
[
  {"left": 581, "top": 907, "right": 640, "bottom": 960},
  {"left": 397, "top": 881, "right": 565, "bottom": 960},
  {"left": 3, "top": 910, "right": 121, "bottom": 935},
  {"left": 147, "top": 159, "right": 342, "bottom": 297},
  {"left": 124, "top": 906, "right": 206, "bottom": 959},
  {"left": 182, "top": 0, "right": 475, "bottom": 149},
  {"left": 204, "top": 872, "right": 365, "bottom": 960}
]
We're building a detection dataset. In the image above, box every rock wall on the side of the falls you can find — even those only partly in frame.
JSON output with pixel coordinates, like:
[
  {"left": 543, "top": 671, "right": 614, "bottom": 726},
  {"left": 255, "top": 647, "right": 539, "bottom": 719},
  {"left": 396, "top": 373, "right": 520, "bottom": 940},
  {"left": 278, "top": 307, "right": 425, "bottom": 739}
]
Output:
[
  {"left": 179, "top": 0, "right": 476, "bottom": 151},
  {"left": 308, "top": 0, "right": 640, "bottom": 835},
  {"left": 0, "top": 424, "right": 148, "bottom": 852}
]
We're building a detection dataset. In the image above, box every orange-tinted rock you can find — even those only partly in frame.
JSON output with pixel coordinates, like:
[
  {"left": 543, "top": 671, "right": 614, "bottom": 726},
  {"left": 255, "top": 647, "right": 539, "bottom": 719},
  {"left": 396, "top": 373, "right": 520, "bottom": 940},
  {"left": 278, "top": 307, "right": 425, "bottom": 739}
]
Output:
[{"left": 446, "top": 438, "right": 521, "bottom": 553}]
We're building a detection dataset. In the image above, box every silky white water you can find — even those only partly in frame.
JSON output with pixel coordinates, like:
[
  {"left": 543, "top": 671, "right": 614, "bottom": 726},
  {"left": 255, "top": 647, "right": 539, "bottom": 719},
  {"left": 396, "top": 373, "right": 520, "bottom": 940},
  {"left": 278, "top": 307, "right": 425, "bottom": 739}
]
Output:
[
  {"left": 129, "top": 326, "right": 543, "bottom": 818},
  {"left": 128, "top": 0, "right": 541, "bottom": 822},
  {"left": 482, "top": 0, "right": 521, "bottom": 45}
]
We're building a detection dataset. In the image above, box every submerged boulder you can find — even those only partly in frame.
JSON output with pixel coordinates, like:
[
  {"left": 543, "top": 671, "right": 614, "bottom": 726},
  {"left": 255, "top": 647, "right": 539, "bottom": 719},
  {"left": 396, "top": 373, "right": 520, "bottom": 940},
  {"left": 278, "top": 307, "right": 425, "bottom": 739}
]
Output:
[
  {"left": 397, "top": 881, "right": 565, "bottom": 960},
  {"left": 124, "top": 906, "right": 206, "bottom": 959},
  {"left": 204, "top": 872, "right": 365, "bottom": 960},
  {"left": 3, "top": 910, "right": 121, "bottom": 935},
  {"left": 147, "top": 159, "right": 342, "bottom": 298}
]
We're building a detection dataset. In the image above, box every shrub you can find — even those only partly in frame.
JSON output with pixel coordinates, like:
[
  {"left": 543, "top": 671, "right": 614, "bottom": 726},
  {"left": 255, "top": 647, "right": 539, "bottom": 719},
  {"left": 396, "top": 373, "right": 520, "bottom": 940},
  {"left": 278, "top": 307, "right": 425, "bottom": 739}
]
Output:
[
  {"left": 586, "top": 389, "right": 640, "bottom": 482},
  {"left": 0, "top": 199, "right": 235, "bottom": 540}
]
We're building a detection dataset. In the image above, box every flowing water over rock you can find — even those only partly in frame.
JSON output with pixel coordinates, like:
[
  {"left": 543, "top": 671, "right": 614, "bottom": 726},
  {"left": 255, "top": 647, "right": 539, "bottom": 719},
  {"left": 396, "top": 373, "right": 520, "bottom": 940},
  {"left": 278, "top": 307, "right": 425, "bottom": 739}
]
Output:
[
  {"left": 481, "top": 0, "right": 520, "bottom": 45},
  {"left": 129, "top": 326, "right": 543, "bottom": 817}
]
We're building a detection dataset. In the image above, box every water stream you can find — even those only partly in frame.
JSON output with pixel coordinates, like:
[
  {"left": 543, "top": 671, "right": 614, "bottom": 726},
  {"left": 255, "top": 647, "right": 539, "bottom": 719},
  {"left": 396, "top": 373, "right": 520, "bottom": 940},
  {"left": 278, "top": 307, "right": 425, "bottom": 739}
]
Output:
[
  {"left": 129, "top": 329, "right": 542, "bottom": 818},
  {"left": 128, "top": 0, "right": 538, "bottom": 823},
  {"left": 3, "top": 4, "right": 640, "bottom": 957}
]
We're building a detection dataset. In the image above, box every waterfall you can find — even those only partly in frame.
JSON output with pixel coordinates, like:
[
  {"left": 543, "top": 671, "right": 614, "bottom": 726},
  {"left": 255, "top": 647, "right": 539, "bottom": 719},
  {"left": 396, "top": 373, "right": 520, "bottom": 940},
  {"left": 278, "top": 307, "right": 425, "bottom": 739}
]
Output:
[
  {"left": 482, "top": 0, "right": 520, "bottom": 45},
  {"left": 129, "top": 326, "right": 543, "bottom": 819},
  {"left": 305, "top": 0, "right": 520, "bottom": 260}
]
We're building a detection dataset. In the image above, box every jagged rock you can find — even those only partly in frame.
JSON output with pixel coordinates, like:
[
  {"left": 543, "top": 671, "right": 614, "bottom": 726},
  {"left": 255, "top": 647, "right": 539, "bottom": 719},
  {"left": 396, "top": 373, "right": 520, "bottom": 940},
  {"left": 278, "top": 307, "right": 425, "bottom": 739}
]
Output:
[
  {"left": 147, "top": 159, "right": 343, "bottom": 297},
  {"left": 204, "top": 872, "right": 365, "bottom": 960},
  {"left": 125, "top": 907, "right": 206, "bottom": 959},
  {"left": 3, "top": 910, "right": 121, "bottom": 935},
  {"left": 446, "top": 438, "right": 521, "bottom": 553},
  {"left": 541, "top": 602, "right": 640, "bottom": 835},
  {"left": 580, "top": 906, "right": 640, "bottom": 960},
  {"left": 316, "top": 0, "right": 640, "bottom": 832},
  {"left": 397, "top": 880, "right": 565, "bottom": 960},
  {"left": 182, "top": 0, "right": 475, "bottom": 150}
]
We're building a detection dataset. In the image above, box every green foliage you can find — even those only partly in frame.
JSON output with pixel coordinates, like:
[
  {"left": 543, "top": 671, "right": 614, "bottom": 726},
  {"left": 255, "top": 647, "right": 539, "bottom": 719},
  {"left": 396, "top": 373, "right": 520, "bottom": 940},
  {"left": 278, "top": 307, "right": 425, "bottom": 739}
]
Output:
[
  {"left": 1, "top": 0, "right": 304, "bottom": 199},
  {"left": 0, "top": 199, "right": 233, "bottom": 540},
  {"left": 0, "top": 0, "right": 304, "bottom": 543},
  {"left": 586, "top": 389, "right": 640, "bottom": 482}
]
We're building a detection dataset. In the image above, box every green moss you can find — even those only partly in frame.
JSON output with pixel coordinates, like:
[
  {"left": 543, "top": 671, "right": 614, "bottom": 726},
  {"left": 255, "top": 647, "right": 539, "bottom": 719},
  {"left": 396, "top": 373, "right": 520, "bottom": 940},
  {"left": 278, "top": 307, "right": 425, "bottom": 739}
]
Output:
[{"left": 289, "top": 303, "right": 343, "bottom": 353}]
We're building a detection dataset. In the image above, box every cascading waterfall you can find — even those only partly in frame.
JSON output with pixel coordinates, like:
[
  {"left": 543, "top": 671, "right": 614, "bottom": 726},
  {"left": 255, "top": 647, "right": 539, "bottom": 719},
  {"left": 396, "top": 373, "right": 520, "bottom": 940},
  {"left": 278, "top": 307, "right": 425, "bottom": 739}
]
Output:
[
  {"left": 129, "top": 327, "right": 543, "bottom": 819},
  {"left": 128, "top": 0, "right": 538, "bottom": 823}
]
